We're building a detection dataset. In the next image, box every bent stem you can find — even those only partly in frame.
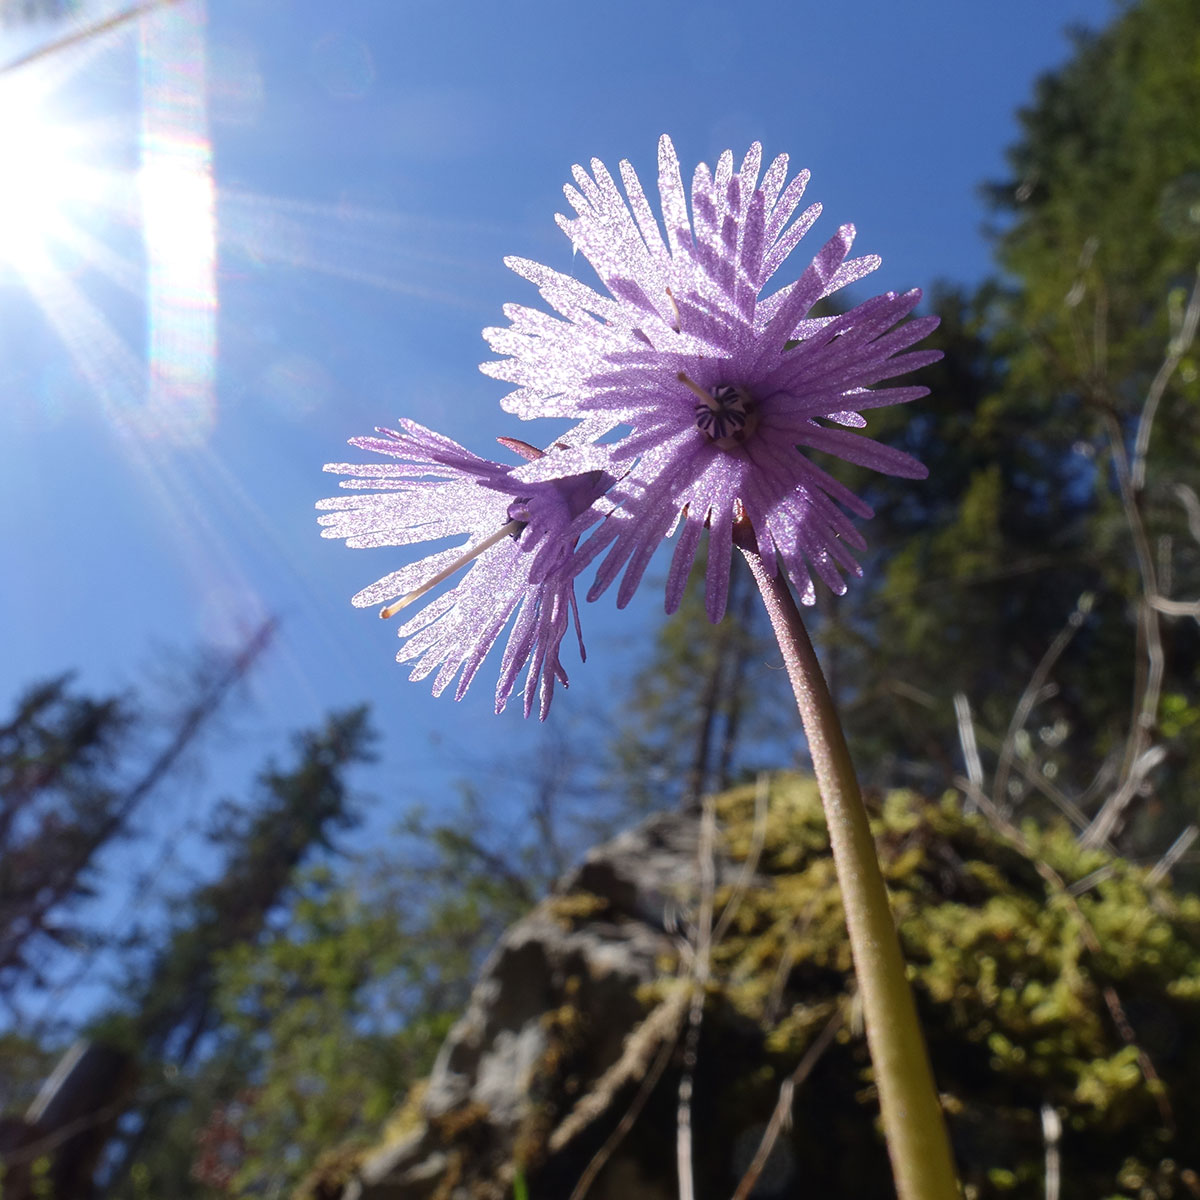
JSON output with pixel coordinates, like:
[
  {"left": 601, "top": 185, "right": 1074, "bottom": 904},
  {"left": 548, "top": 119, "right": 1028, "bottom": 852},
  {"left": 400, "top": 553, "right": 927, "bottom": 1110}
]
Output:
[{"left": 740, "top": 545, "right": 959, "bottom": 1200}]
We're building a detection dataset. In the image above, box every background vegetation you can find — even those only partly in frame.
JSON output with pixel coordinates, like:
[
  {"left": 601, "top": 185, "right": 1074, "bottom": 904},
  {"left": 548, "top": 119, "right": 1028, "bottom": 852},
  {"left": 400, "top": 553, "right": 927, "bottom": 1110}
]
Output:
[{"left": 2, "top": 0, "right": 1199, "bottom": 1195}]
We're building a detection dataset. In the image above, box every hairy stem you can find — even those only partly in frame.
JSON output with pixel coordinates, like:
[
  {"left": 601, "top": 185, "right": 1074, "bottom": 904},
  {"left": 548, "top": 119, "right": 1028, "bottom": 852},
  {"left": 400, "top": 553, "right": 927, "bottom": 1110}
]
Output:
[{"left": 741, "top": 546, "right": 959, "bottom": 1200}]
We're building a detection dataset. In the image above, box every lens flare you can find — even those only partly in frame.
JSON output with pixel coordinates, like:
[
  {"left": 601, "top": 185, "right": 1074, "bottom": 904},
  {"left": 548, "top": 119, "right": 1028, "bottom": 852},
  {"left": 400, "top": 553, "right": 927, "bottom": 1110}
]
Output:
[{"left": 139, "top": 0, "right": 217, "bottom": 445}]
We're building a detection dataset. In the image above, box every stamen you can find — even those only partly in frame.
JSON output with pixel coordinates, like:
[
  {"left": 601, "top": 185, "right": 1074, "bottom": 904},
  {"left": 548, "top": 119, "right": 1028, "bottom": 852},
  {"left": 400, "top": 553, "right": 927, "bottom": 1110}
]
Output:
[
  {"left": 496, "top": 436, "right": 543, "bottom": 462},
  {"left": 676, "top": 370, "right": 713, "bottom": 404},
  {"left": 380, "top": 519, "right": 524, "bottom": 619},
  {"left": 665, "top": 287, "right": 681, "bottom": 333}
]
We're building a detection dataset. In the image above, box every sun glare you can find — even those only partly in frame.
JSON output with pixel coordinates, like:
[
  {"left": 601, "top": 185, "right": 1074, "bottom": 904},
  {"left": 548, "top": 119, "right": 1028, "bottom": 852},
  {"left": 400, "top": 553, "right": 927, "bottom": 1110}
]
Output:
[
  {"left": 0, "top": 85, "right": 92, "bottom": 271},
  {"left": 0, "top": 2, "right": 218, "bottom": 445}
]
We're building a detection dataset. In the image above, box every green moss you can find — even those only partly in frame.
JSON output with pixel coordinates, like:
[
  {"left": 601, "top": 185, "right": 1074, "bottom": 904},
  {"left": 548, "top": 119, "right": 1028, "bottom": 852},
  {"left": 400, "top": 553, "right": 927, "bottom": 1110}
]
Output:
[
  {"left": 377, "top": 1077, "right": 429, "bottom": 1149},
  {"left": 292, "top": 1141, "right": 371, "bottom": 1200},
  {"left": 706, "top": 775, "right": 1200, "bottom": 1198},
  {"left": 347, "top": 774, "right": 1200, "bottom": 1200},
  {"left": 544, "top": 892, "right": 610, "bottom": 929}
]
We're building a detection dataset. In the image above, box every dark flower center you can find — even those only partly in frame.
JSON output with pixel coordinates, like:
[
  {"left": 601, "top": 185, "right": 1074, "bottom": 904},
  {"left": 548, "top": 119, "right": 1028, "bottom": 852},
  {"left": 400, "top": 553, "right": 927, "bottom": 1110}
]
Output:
[{"left": 693, "top": 384, "right": 759, "bottom": 449}]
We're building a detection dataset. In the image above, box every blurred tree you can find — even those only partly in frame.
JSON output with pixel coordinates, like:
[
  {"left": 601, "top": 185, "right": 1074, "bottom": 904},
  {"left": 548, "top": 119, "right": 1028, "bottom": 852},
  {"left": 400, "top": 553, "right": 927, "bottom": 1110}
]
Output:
[
  {"left": 0, "top": 704, "right": 374, "bottom": 1199},
  {"left": 88, "top": 705, "right": 375, "bottom": 1200},
  {"left": 211, "top": 851, "right": 504, "bottom": 1199},
  {"left": 0, "top": 620, "right": 274, "bottom": 1010},
  {"left": 0, "top": 676, "right": 134, "bottom": 992},
  {"left": 812, "top": 0, "right": 1200, "bottom": 857},
  {"left": 989, "top": 0, "right": 1200, "bottom": 410},
  {"left": 209, "top": 724, "right": 633, "bottom": 1199},
  {"left": 610, "top": 552, "right": 789, "bottom": 811},
  {"left": 95, "top": 745, "right": 562, "bottom": 1200}
]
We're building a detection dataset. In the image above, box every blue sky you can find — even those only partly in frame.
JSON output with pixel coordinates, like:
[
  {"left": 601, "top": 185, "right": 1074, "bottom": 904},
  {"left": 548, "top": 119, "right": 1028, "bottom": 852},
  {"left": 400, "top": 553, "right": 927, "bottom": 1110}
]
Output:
[{"left": 0, "top": 0, "right": 1115, "bottom": 957}]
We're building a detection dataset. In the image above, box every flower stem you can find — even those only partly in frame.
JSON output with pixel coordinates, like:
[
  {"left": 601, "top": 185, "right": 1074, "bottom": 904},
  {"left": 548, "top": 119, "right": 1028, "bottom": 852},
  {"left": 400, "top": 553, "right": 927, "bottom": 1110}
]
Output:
[{"left": 740, "top": 546, "right": 960, "bottom": 1200}]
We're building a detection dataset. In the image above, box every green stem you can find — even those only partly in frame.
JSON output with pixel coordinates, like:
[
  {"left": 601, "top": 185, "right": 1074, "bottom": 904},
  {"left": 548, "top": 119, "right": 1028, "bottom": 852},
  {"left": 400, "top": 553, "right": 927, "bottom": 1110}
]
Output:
[{"left": 741, "top": 546, "right": 959, "bottom": 1200}]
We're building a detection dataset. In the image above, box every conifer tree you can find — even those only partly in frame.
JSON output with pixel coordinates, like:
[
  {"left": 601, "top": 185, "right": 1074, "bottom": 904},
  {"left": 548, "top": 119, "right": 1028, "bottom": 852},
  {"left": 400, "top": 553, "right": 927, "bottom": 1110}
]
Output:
[
  {"left": 0, "top": 705, "right": 374, "bottom": 1200},
  {"left": 0, "top": 621, "right": 274, "bottom": 1007},
  {"left": 89, "top": 705, "right": 375, "bottom": 1200},
  {"left": 813, "top": 0, "right": 1200, "bottom": 850}
]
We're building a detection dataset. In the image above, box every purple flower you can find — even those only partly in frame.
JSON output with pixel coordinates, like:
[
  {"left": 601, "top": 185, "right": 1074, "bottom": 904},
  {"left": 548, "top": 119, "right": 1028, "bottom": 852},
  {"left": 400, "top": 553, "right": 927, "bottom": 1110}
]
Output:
[
  {"left": 482, "top": 135, "right": 940, "bottom": 621},
  {"left": 317, "top": 420, "right": 611, "bottom": 718}
]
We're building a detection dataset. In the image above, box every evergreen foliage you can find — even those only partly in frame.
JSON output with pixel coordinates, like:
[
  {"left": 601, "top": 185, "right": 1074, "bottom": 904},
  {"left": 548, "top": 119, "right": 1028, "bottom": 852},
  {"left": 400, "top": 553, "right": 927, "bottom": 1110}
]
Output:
[
  {"left": 804, "top": 0, "right": 1200, "bottom": 854},
  {"left": 93, "top": 706, "right": 376, "bottom": 1198},
  {"left": 0, "top": 621, "right": 273, "bottom": 1017},
  {"left": 0, "top": 675, "right": 134, "bottom": 992}
]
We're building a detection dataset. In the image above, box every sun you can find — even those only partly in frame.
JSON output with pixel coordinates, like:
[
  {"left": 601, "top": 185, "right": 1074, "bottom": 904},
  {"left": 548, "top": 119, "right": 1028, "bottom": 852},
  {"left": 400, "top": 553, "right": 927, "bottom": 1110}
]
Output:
[
  {"left": 0, "top": 4, "right": 220, "bottom": 445},
  {"left": 0, "top": 62, "right": 119, "bottom": 279},
  {"left": 0, "top": 79, "right": 94, "bottom": 273}
]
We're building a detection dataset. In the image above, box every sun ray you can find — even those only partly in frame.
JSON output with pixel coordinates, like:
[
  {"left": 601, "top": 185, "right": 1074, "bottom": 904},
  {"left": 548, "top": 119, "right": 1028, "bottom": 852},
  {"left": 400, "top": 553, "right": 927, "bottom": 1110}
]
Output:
[
  {"left": 0, "top": 0, "right": 216, "bottom": 446},
  {"left": 27, "top": 250, "right": 276, "bottom": 660},
  {"left": 52, "top": 213, "right": 147, "bottom": 298},
  {"left": 0, "top": 0, "right": 522, "bottom": 674},
  {"left": 21, "top": 254, "right": 146, "bottom": 428},
  {"left": 218, "top": 188, "right": 503, "bottom": 309}
]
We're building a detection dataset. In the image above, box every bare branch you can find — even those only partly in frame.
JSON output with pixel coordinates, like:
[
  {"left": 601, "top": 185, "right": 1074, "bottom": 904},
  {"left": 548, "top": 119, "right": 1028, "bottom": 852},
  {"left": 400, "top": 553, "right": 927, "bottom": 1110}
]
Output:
[
  {"left": 1173, "top": 484, "right": 1200, "bottom": 545},
  {"left": 0, "top": 0, "right": 185, "bottom": 75},
  {"left": 994, "top": 594, "right": 1093, "bottom": 811},
  {"left": 1148, "top": 824, "right": 1199, "bottom": 887},
  {"left": 559, "top": 985, "right": 688, "bottom": 1200},
  {"left": 1149, "top": 594, "right": 1200, "bottom": 622},
  {"left": 730, "top": 1006, "right": 843, "bottom": 1200},
  {"left": 953, "top": 693, "right": 984, "bottom": 814},
  {"left": 1081, "top": 264, "right": 1200, "bottom": 847},
  {"left": 1132, "top": 265, "right": 1200, "bottom": 491},
  {"left": 1081, "top": 409, "right": 1164, "bottom": 849},
  {"left": 1085, "top": 741, "right": 1168, "bottom": 850},
  {"left": 1042, "top": 1103, "right": 1062, "bottom": 1200},
  {"left": 955, "top": 691, "right": 1094, "bottom": 836}
]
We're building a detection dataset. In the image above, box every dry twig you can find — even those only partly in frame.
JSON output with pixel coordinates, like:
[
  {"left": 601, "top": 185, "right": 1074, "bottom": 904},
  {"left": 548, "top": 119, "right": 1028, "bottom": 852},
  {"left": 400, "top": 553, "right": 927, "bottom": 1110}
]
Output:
[
  {"left": 1084, "top": 264, "right": 1200, "bottom": 847},
  {"left": 730, "top": 1006, "right": 844, "bottom": 1200},
  {"left": 993, "top": 594, "right": 1093, "bottom": 813},
  {"left": 561, "top": 987, "right": 689, "bottom": 1200},
  {"left": 1041, "top": 1103, "right": 1062, "bottom": 1200}
]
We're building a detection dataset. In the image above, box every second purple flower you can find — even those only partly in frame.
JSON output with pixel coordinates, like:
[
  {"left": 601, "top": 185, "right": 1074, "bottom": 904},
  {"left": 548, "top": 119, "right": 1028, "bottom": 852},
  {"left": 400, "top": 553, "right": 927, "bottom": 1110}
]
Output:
[{"left": 318, "top": 420, "right": 611, "bottom": 719}]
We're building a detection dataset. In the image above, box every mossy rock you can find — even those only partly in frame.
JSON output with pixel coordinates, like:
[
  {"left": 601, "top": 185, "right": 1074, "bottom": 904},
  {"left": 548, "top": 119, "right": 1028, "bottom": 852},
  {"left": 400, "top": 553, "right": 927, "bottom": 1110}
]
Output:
[
  {"left": 706, "top": 777, "right": 1200, "bottom": 1199},
  {"left": 336, "top": 776, "right": 1200, "bottom": 1200}
]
